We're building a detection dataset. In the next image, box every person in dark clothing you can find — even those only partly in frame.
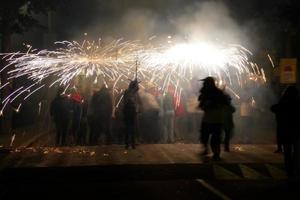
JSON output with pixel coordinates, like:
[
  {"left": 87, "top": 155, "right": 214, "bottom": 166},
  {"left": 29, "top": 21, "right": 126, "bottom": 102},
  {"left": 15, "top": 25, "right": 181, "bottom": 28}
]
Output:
[
  {"left": 271, "top": 85, "right": 300, "bottom": 178},
  {"left": 239, "top": 87, "right": 254, "bottom": 144},
  {"left": 139, "top": 87, "right": 159, "bottom": 143},
  {"left": 88, "top": 90, "right": 98, "bottom": 145},
  {"left": 198, "top": 77, "right": 230, "bottom": 160},
  {"left": 271, "top": 103, "right": 283, "bottom": 153},
  {"left": 98, "top": 87, "right": 113, "bottom": 144},
  {"left": 89, "top": 86, "right": 113, "bottom": 145},
  {"left": 223, "top": 94, "right": 236, "bottom": 152},
  {"left": 123, "top": 79, "right": 139, "bottom": 149},
  {"left": 70, "top": 92, "right": 83, "bottom": 145},
  {"left": 50, "top": 87, "right": 71, "bottom": 146},
  {"left": 162, "top": 92, "right": 175, "bottom": 143},
  {"left": 77, "top": 98, "right": 88, "bottom": 145}
]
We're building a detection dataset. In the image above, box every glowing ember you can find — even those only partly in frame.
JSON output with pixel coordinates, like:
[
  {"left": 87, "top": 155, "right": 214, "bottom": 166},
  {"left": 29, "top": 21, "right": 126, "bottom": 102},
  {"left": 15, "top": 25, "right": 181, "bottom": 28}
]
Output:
[
  {"left": 10, "top": 134, "right": 16, "bottom": 147},
  {"left": 234, "top": 145, "right": 243, "bottom": 151}
]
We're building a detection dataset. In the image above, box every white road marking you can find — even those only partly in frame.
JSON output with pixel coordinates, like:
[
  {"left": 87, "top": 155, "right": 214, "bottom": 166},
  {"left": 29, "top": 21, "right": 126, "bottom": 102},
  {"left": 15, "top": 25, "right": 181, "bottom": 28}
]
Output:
[{"left": 196, "top": 179, "right": 232, "bottom": 200}]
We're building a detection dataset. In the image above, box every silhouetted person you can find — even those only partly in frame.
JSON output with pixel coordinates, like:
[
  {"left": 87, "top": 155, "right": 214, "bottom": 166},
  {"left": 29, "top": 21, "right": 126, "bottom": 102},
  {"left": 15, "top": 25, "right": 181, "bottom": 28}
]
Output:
[
  {"left": 89, "top": 86, "right": 113, "bottom": 145},
  {"left": 162, "top": 91, "right": 175, "bottom": 143},
  {"left": 139, "top": 88, "right": 160, "bottom": 143},
  {"left": 198, "top": 77, "right": 229, "bottom": 160},
  {"left": 88, "top": 90, "right": 98, "bottom": 145},
  {"left": 77, "top": 98, "right": 88, "bottom": 145},
  {"left": 271, "top": 103, "right": 283, "bottom": 153},
  {"left": 239, "top": 87, "right": 254, "bottom": 143},
  {"left": 99, "top": 87, "right": 113, "bottom": 144},
  {"left": 223, "top": 93, "right": 235, "bottom": 152},
  {"left": 70, "top": 92, "right": 83, "bottom": 145},
  {"left": 123, "top": 79, "right": 139, "bottom": 149},
  {"left": 271, "top": 86, "right": 300, "bottom": 178},
  {"left": 50, "top": 87, "right": 71, "bottom": 146}
]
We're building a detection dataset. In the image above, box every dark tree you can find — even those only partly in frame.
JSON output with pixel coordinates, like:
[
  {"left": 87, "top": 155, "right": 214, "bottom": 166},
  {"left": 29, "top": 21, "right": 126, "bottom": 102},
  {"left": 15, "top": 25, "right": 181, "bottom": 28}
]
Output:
[
  {"left": 0, "top": 0, "right": 63, "bottom": 134},
  {"left": 0, "top": 0, "right": 64, "bottom": 52}
]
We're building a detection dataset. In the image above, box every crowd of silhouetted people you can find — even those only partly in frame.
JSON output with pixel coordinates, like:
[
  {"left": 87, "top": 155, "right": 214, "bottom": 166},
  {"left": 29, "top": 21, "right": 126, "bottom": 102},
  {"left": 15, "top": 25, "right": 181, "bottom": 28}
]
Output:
[
  {"left": 50, "top": 79, "right": 187, "bottom": 148},
  {"left": 50, "top": 77, "right": 298, "bottom": 160},
  {"left": 50, "top": 78, "right": 234, "bottom": 151},
  {"left": 49, "top": 76, "right": 300, "bottom": 177},
  {"left": 51, "top": 77, "right": 261, "bottom": 158}
]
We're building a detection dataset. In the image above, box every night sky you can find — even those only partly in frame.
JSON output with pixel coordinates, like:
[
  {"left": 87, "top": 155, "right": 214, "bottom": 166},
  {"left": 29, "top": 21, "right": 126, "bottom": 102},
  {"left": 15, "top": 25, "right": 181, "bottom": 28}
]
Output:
[{"left": 15, "top": 0, "right": 295, "bottom": 58}]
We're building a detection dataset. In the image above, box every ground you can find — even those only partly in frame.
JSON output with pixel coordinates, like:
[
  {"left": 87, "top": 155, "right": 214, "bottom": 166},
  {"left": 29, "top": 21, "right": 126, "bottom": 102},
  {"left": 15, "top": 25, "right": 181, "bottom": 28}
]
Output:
[{"left": 1, "top": 139, "right": 299, "bottom": 199}]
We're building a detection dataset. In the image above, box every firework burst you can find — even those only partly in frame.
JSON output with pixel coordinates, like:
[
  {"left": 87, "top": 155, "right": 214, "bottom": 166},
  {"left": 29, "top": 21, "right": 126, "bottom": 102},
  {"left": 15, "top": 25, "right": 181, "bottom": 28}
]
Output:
[
  {"left": 0, "top": 39, "right": 143, "bottom": 115},
  {"left": 0, "top": 38, "right": 266, "bottom": 115},
  {"left": 139, "top": 41, "right": 266, "bottom": 97}
]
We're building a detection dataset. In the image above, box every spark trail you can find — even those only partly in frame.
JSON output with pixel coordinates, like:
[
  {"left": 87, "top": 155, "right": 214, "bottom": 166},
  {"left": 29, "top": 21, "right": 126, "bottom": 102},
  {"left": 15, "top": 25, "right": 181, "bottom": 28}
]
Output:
[{"left": 0, "top": 39, "right": 266, "bottom": 115}]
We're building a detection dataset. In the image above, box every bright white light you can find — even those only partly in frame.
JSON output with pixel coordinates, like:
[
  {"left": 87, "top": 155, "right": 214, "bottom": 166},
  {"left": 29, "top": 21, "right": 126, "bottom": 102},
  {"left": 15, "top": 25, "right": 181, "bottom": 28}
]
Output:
[{"left": 165, "top": 43, "right": 227, "bottom": 67}]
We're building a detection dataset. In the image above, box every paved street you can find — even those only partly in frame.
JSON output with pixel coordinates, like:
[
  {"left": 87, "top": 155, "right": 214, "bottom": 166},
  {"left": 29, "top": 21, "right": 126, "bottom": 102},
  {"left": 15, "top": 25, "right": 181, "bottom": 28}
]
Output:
[
  {"left": 1, "top": 143, "right": 299, "bottom": 199},
  {"left": 0, "top": 144, "right": 283, "bottom": 167}
]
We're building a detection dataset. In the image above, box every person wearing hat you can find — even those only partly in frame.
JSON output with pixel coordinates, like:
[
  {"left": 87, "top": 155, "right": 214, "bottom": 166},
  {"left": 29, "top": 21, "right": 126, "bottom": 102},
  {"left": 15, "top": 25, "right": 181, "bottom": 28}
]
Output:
[{"left": 198, "top": 76, "right": 231, "bottom": 160}]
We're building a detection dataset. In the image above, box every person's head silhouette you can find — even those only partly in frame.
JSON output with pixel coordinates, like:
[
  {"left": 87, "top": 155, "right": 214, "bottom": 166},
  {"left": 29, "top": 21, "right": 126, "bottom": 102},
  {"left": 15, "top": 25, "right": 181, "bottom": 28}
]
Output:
[{"left": 201, "top": 76, "right": 216, "bottom": 88}]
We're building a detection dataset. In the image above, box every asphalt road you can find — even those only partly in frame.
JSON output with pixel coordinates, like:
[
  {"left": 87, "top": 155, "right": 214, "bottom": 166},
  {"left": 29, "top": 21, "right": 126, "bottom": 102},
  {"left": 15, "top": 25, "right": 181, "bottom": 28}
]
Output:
[
  {"left": 0, "top": 143, "right": 298, "bottom": 200},
  {"left": 0, "top": 165, "right": 299, "bottom": 200}
]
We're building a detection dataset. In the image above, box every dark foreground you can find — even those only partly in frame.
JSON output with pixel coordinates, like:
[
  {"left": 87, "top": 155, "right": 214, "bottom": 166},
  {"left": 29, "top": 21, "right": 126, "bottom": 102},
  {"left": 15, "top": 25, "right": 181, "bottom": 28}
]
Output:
[{"left": 0, "top": 144, "right": 299, "bottom": 199}]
